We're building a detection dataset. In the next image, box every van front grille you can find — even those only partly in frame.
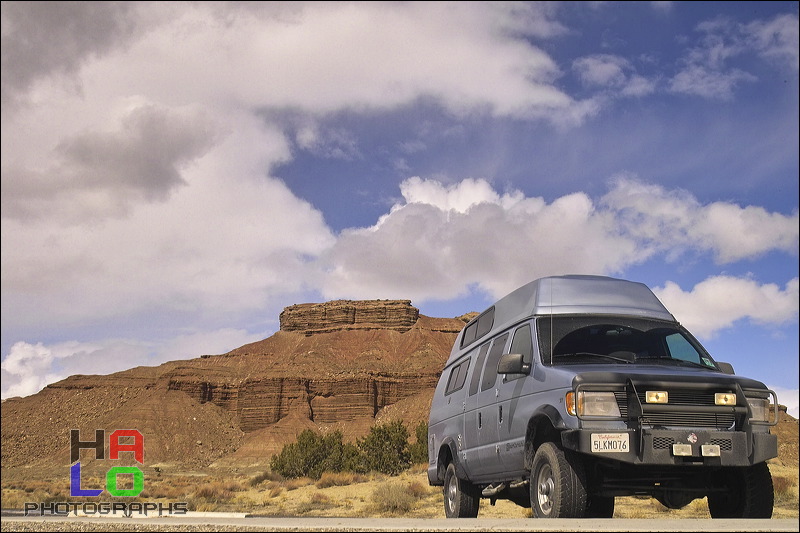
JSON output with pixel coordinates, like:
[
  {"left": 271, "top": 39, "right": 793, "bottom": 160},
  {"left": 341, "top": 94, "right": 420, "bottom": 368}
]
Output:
[
  {"left": 653, "top": 437, "right": 673, "bottom": 449},
  {"left": 613, "top": 391, "right": 737, "bottom": 430}
]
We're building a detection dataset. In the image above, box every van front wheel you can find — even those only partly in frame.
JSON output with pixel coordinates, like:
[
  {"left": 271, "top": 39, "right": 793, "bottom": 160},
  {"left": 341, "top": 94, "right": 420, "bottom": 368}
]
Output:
[
  {"left": 530, "top": 442, "right": 588, "bottom": 518},
  {"left": 443, "top": 463, "right": 480, "bottom": 518},
  {"left": 707, "top": 463, "right": 773, "bottom": 518}
]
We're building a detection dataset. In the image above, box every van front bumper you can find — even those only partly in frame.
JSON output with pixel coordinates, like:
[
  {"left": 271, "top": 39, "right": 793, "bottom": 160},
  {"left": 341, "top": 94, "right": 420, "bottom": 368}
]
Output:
[{"left": 560, "top": 428, "right": 777, "bottom": 466}]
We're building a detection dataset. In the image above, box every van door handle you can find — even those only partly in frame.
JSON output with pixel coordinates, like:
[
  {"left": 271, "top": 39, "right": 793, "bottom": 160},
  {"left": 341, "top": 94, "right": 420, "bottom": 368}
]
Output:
[
  {"left": 478, "top": 412, "right": 482, "bottom": 428},
  {"left": 499, "top": 405, "right": 503, "bottom": 424}
]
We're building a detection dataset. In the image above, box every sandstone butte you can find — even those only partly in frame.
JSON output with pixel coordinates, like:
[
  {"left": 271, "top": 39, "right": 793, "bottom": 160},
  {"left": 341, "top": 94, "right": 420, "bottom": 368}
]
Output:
[{"left": 0, "top": 300, "right": 478, "bottom": 472}]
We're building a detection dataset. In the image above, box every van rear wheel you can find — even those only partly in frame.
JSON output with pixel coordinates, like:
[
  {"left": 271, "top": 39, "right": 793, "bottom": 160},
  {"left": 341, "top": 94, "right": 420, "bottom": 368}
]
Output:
[
  {"left": 443, "top": 463, "right": 480, "bottom": 518},
  {"left": 530, "top": 442, "right": 587, "bottom": 518}
]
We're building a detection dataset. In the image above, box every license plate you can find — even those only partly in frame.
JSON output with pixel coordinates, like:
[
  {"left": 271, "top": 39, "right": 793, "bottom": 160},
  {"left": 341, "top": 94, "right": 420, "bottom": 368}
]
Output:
[{"left": 591, "top": 433, "right": 629, "bottom": 453}]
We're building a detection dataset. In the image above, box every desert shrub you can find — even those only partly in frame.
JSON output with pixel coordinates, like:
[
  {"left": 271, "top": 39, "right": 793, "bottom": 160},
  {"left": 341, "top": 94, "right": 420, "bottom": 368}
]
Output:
[
  {"left": 270, "top": 421, "right": 414, "bottom": 479},
  {"left": 370, "top": 481, "right": 416, "bottom": 514},
  {"left": 409, "top": 421, "right": 428, "bottom": 465},
  {"left": 405, "top": 480, "right": 431, "bottom": 499},
  {"left": 269, "top": 429, "right": 360, "bottom": 479},
  {"left": 356, "top": 420, "right": 411, "bottom": 476}
]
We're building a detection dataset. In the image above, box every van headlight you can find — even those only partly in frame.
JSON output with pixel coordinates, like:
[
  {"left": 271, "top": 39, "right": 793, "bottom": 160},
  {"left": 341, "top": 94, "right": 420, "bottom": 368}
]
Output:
[
  {"left": 746, "top": 396, "right": 770, "bottom": 422},
  {"left": 566, "top": 391, "right": 621, "bottom": 417}
]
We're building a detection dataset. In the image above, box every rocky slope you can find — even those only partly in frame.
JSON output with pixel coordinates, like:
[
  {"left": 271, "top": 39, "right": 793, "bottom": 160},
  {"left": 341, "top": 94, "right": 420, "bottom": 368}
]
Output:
[{"left": 1, "top": 300, "right": 469, "bottom": 471}]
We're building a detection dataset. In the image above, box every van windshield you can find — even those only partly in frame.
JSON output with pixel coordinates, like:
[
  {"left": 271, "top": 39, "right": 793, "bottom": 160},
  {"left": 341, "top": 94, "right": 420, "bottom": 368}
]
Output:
[{"left": 537, "top": 316, "right": 719, "bottom": 370}]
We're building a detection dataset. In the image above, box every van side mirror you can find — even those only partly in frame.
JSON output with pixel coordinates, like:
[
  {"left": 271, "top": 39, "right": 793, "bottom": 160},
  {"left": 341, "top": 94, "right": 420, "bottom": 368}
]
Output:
[
  {"left": 497, "top": 353, "right": 530, "bottom": 375},
  {"left": 716, "top": 361, "right": 735, "bottom": 375}
]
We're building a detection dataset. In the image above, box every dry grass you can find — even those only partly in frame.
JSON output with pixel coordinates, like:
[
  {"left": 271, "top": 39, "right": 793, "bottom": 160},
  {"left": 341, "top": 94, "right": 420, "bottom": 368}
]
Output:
[
  {"left": 316, "top": 471, "right": 369, "bottom": 488},
  {"left": 2, "top": 462, "right": 797, "bottom": 519},
  {"left": 368, "top": 480, "right": 430, "bottom": 515}
]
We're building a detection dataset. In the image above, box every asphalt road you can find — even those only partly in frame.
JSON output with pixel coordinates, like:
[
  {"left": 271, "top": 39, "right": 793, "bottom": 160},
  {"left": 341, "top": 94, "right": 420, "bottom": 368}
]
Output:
[{"left": 2, "top": 515, "right": 798, "bottom": 532}]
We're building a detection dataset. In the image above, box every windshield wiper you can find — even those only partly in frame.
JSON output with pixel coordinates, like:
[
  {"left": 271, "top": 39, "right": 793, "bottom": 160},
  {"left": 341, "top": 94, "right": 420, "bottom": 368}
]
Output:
[
  {"left": 645, "top": 358, "right": 711, "bottom": 370},
  {"left": 553, "top": 352, "right": 634, "bottom": 364}
]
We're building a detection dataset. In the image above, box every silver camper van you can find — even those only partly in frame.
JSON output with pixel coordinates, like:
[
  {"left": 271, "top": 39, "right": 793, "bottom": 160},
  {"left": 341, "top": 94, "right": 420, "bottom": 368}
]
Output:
[{"left": 427, "top": 275, "right": 778, "bottom": 518}]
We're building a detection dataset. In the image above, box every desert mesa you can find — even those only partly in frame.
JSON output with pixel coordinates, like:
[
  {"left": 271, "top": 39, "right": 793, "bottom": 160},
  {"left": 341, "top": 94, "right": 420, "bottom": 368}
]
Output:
[{"left": 1, "top": 299, "right": 475, "bottom": 471}]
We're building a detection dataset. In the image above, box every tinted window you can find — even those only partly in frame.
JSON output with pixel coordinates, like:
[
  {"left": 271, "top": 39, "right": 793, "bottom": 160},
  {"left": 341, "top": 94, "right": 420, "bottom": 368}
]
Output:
[
  {"left": 461, "top": 322, "right": 477, "bottom": 347},
  {"left": 665, "top": 332, "right": 705, "bottom": 364},
  {"left": 481, "top": 333, "right": 509, "bottom": 391},
  {"left": 445, "top": 359, "right": 470, "bottom": 395},
  {"left": 468, "top": 343, "right": 491, "bottom": 396},
  {"left": 476, "top": 307, "right": 494, "bottom": 338},
  {"left": 505, "top": 324, "right": 533, "bottom": 381},
  {"left": 510, "top": 324, "right": 533, "bottom": 364},
  {"left": 538, "top": 316, "right": 717, "bottom": 369},
  {"left": 460, "top": 307, "right": 495, "bottom": 349}
]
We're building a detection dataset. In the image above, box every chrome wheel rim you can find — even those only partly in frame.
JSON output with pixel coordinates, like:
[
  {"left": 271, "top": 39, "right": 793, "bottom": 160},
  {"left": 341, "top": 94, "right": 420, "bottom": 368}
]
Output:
[
  {"left": 446, "top": 475, "right": 457, "bottom": 514},
  {"left": 536, "top": 464, "right": 555, "bottom": 515}
]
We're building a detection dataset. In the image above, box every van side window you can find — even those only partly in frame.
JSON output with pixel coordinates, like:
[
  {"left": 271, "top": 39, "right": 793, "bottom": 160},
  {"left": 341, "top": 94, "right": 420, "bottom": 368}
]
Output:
[
  {"left": 445, "top": 359, "right": 470, "bottom": 395},
  {"left": 505, "top": 324, "right": 533, "bottom": 381},
  {"left": 476, "top": 308, "right": 494, "bottom": 338},
  {"left": 481, "top": 333, "right": 509, "bottom": 391},
  {"left": 468, "top": 342, "right": 491, "bottom": 396},
  {"left": 460, "top": 307, "right": 495, "bottom": 349},
  {"left": 461, "top": 322, "right": 477, "bottom": 348}
]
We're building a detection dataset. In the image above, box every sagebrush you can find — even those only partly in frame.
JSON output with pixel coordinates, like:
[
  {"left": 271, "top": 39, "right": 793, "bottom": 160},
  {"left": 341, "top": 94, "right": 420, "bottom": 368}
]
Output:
[{"left": 269, "top": 421, "right": 427, "bottom": 479}]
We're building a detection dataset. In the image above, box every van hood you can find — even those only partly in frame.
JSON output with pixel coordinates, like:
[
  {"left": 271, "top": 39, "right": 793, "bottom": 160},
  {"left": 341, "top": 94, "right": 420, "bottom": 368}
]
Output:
[{"left": 569, "top": 365, "right": 769, "bottom": 391}]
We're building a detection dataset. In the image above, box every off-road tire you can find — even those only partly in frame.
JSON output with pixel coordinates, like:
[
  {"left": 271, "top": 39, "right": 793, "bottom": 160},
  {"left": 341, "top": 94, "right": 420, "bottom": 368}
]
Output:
[
  {"left": 707, "top": 463, "right": 774, "bottom": 518},
  {"left": 443, "top": 462, "right": 480, "bottom": 518},
  {"left": 529, "top": 442, "right": 588, "bottom": 518},
  {"left": 585, "top": 495, "right": 615, "bottom": 518}
]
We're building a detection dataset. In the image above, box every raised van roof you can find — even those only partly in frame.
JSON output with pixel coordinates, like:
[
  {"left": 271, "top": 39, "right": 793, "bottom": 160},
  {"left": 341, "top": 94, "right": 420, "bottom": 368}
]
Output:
[{"left": 449, "top": 275, "right": 675, "bottom": 364}]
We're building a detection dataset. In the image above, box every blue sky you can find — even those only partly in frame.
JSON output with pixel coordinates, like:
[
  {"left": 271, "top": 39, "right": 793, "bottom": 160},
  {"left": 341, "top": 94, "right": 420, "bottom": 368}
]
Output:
[{"left": 2, "top": 2, "right": 798, "bottom": 416}]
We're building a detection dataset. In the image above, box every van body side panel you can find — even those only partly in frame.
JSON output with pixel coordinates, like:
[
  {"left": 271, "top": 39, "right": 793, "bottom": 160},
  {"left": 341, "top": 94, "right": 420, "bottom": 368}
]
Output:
[
  {"left": 462, "top": 343, "right": 490, "bottom": 478},
  {"left": 494, "top": 322, "right": 534, "bottom": 477},
  {"left": 496, "top": 375, "right": 528, "bottom": 476},
  {"left": 494, "top": 331, "right": 578, "bottom": 479},
  {"left": 428, "top": 356, "right": 469, "bottom": 484},
  {"left": 468, "top": 333, "right": 509, "bottom": 478}
]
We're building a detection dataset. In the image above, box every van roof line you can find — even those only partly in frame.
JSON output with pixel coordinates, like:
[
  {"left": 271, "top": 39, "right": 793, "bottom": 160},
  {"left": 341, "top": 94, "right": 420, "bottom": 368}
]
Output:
[
  {"left": 450, "top": 275, "right": 676, "bottom": 363},
  {"left": 497, "top": 275, "right": 674, "bottom": 326}
]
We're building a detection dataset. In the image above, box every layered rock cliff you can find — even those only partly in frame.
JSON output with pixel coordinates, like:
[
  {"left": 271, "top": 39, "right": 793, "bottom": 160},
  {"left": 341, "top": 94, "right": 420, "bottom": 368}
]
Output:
[
  {"left": 1, "top": 300, "right": 468, "bottom": 469},
  {"left": 279, "top": 299, "right": 419, "bottom": 335}
]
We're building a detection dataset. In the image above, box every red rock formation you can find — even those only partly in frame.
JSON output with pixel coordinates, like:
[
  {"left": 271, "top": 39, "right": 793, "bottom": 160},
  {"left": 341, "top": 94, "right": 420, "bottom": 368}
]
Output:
[
  {"left": 1, "top": 301, "right": 466, "bottom": 470},
  {"left": 279, "top": 299, "right": 420, "bottom": 335}
]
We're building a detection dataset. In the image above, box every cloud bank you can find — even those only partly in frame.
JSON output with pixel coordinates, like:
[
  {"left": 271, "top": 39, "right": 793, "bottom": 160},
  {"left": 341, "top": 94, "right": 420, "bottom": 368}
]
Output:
[
  {"left": 2, "top": 3, "right": 797, "bottom": 411},
  {"left": 322, "top": 176, "right": 798, "bottom": 306}
]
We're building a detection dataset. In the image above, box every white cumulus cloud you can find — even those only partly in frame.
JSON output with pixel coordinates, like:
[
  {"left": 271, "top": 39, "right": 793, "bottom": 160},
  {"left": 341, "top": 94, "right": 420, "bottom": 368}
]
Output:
[
  {"left": 653, "top": 276, "right": 799, "bottom": 339},
  {"left": 322, "top": 176, "right": 799, "bottom": 305}
]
